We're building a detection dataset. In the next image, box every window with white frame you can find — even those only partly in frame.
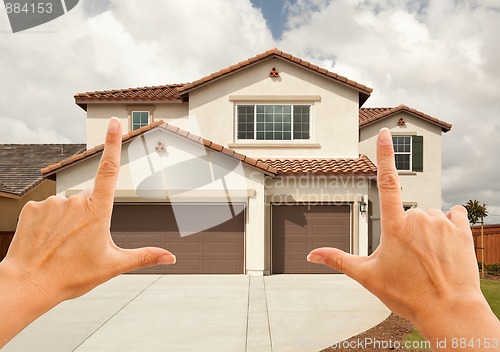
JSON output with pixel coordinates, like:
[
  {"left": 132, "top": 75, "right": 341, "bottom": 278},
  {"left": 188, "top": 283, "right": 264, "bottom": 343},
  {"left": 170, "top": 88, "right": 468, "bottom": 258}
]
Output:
[
  {"left": 131, "top": 111, "right": 150, "bottom": 130},
  {"left": 236, "top": 104, "right": 310, "bottom": 141},
  {"left": 392, "top": 136, "right": 412, "bottom": 171}
]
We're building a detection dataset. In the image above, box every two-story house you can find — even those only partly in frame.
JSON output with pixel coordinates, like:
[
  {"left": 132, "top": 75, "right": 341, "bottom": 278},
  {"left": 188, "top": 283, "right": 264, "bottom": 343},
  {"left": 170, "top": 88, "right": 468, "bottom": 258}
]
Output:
[{"left": 41, "top": 49, "right": 452, "bottom": 276}]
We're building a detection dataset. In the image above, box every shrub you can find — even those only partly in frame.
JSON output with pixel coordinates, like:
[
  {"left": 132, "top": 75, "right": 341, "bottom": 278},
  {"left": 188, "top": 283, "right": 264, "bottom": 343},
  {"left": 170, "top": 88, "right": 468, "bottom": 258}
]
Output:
[{"left": 478, "top": 262, "right": 500, "bottom": 276}]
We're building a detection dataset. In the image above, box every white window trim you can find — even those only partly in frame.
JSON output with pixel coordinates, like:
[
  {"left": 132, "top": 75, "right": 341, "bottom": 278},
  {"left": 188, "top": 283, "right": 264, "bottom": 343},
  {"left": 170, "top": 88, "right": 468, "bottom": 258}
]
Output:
[
  {"left": 131, "top": 111, "right": 152, "bottom": 131},
  {"left": 126, "top": 105, "right": 156, "bottom": 132},
  {"left": 393, "top": 135, "right": 412, "bottom": 171},
  {"left": 234, "top": 103, "right": 314, "bottom": 144}
]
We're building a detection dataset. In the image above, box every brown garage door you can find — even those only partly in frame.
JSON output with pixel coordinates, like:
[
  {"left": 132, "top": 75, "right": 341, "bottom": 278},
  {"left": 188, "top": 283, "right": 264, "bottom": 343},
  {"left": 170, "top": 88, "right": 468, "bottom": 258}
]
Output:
[
  {"left": 272, "top": 204, "right": 350, "bottom": 274},
  {"left": 111, "top": 204, "right": 245, "bottom": 274}
]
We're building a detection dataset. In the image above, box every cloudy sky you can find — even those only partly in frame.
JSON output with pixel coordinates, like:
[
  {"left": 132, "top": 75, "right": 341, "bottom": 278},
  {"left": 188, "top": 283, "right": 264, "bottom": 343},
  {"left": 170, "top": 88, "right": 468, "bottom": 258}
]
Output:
[{"left": 1, "top": 0, "right": 499, "bottom": 223}]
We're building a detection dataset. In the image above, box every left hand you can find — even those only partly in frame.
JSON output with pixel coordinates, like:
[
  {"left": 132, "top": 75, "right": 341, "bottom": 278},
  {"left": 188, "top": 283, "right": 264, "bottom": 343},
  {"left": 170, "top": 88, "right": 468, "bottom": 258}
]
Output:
[{"left": 2, "top": 117, "right": 175, "bottom": 303}]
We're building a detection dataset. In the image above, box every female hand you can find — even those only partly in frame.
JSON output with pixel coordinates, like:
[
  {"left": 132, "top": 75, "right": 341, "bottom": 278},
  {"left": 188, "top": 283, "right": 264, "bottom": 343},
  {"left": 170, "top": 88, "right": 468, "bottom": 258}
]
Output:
[
  {"left": 308, "top": 128, "right": 499, "bottom": 351},
  {"left": 0, "top": 117, "right": 175, "bottom": 348}
]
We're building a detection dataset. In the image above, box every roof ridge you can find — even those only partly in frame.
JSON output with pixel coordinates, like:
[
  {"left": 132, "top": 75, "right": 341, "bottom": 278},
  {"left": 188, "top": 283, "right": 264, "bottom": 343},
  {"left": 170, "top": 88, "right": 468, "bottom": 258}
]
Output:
[{"left": 359, "top": 107, "right": 394, "bottom": 110}]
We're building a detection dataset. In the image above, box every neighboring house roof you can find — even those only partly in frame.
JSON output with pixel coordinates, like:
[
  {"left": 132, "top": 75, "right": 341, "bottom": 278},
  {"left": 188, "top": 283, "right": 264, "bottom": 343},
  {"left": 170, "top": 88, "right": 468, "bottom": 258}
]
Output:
[
  {"left": 74, "top": 48, "right": 373, "bottom": 110},
  {"left": 41, "top": 121, "right": 378, "bottom": 178},
  {"left": 259, "top": 155, "right": 377, "bottom": 176},
  {"left": 359, "top": 104, "right": 452, "bottom": 132},
  {"left": 0, "top": 144, "right": 86, "bottom": 197},
  {"left": 41, "top": 121, "right": 279, "bottom": 177}
]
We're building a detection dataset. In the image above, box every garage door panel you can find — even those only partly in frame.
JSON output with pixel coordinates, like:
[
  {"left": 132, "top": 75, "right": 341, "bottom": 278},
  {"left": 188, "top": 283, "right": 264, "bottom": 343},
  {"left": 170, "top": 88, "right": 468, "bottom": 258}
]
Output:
[
  {"left": 111, "top": 204, "right": 244, "bottom": 274},
  {"left": 204, "top": 242, "right": 240, "bottom": 253},
  {"left": 167, "top": 242, "right": 202, "bottom": 253},
  {"left": 204, "top": 260, "right": 240, "bottom": 271},
  {"left": 272, "top": 204, "right": 350, "bottom": 274}
]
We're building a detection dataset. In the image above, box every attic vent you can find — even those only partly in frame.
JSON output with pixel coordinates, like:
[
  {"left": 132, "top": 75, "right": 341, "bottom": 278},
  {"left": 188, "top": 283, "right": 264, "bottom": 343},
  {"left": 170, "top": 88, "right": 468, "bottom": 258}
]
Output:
[
  {"left": 269, "top": 67, "right": 279, "bottom": 78},
  {"left": 397, "top": 118, "right": 406, "bottom": 127},
  {"left": 155, "top": 142, "right": 166, "bottom": 153}
]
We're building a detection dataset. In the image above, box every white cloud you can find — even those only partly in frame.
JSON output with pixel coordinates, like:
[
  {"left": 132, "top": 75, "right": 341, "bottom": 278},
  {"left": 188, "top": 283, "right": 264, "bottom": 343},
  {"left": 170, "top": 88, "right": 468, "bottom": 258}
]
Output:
[
  {"left": 0, "top": 0, "right": 274, "bottom": 144},
  {"left": 278, "top": 0, "right": 500, "bottom": 222},
  {"left": 0, "top": 117, "right": 71, "bottom": 144},
  {"left": 1, "top": 0, "right": 499, "bottom": 223}
]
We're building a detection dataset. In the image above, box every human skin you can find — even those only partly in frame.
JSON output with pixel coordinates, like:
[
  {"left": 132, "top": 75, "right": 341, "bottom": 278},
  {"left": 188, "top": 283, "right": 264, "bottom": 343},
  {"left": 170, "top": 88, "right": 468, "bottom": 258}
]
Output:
[
  {"left": 308, "top": 128, "right": 500, "bottom": 351},
  {"left": 0, "top": 117, "right": 176, "bottom": 348}
]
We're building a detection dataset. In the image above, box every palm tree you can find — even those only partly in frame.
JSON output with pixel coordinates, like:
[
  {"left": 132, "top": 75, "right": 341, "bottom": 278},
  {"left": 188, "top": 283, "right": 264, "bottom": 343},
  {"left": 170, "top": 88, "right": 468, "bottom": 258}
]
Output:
[
  {"left": 463, "top": 199, "right": 488, "bottom": 225},
  {"left": 463, "top": 200, "right": 488, "bottom": 277}
]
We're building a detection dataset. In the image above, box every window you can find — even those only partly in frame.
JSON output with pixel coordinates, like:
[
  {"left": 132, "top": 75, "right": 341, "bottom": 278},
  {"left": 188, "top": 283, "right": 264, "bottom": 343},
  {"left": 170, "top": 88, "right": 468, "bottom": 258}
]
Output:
[
  {"left": 392, "top": 136, "right": 411, "bottom": 171},
  {"left": 392, "top": 135, "right": 424, "bottom": 172},
  {"left": 131, "top": 111, "right": 150, "bottom": 130},
  {"left": 403, "top": 204, "right": 417, "bottom": 211},
  {"left": 236, "top": 104, "right": 310, "bottom": 141}
]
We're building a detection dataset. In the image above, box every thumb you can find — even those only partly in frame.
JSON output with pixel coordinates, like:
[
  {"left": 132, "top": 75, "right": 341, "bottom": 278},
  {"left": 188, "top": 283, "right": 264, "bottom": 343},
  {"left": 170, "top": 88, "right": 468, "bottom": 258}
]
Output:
[
  {"left": 307, "top": 247, "right": 367, "bottom": 280},
  {"left": 117, "top": 247, "right": 176, "bottom": 273}
]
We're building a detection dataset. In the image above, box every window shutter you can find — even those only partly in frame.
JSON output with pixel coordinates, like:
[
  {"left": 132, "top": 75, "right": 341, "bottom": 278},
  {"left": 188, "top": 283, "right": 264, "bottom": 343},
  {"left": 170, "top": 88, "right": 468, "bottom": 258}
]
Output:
[{"left": 412, "top": 136, "right": 424, "bottom": 172}]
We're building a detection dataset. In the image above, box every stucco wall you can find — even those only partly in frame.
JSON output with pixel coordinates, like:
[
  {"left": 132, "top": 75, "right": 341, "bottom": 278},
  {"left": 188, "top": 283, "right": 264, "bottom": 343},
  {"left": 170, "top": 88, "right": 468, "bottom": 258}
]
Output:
[
  {"left": 186, "top": 58, "right": 360, "bottom": 158},
  {"left": 359, "top": 112, "right": 443, "bottom": 211},
  {"left": 85, "top": 59, "right": 362, "bottom": 157},
  {"left": 86, "top": 103, "right": 188, "bottom": 149},
  {"left": 0, "top": 180, "right": 55, "bottom": 231}
]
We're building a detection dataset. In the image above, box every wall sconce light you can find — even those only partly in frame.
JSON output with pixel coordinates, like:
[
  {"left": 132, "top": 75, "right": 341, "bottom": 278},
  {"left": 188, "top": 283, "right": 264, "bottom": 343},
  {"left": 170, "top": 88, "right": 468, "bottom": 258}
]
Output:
[{"left": 359, "top": 195, "right": 367, "bottom": 214}]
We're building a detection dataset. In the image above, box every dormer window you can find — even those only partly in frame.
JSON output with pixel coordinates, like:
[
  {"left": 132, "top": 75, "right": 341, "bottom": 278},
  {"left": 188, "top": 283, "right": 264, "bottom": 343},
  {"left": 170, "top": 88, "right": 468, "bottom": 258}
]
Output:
[
  {"left": 131, "top": 111, "right": 150, "bottom": 130},
  {"left": 236, "top": 104, "right": 310, "bottom": 141}
]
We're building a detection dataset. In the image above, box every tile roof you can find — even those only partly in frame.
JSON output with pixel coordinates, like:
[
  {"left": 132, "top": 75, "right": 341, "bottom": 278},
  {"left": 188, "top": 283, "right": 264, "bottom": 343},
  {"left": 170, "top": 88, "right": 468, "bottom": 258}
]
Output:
[
  {"left": 40, "top": 122, "right": 377, "bottom": 178},
  {"left": 177, "top": 48, "right": 372, "bottom": 105},
  {"left": 41, "top": 121, "right": 279, "bottom": 177},
  {"left": 258, "top": 155, "right": 377, "bottom": 175},
  {"left": 359, "top": 104, "right": 452, "bottom": 132},
  {"left": 74, "top": 48, "right": 373, "bottom": 110},
  {"left": 0, "top": 144, "right": 86, "bottom": 197},
  {"left": 74, "top": 84, "right": 185, "bottom": 110}
]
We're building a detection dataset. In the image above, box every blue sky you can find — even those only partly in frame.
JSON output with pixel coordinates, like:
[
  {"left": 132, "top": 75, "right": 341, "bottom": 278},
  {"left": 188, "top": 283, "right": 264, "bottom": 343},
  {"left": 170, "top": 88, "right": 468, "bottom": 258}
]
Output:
[{"left": 250, "top": 0, "right": 294, "bottom": 39}]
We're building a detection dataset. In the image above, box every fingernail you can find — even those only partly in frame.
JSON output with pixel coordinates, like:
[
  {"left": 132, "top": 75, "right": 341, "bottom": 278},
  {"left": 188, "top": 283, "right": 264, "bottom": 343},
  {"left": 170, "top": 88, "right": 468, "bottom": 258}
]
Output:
[
  {"left": 307, "top": 253, "right": 324, "bottom": 264},
  {"left": 156, "top": 254, "right": 176, "bottom": 265},
  {"left": 378, "top": 128, "right": 392, "bottom": 145},
  {"left": 108, "top": 117, "right": 120, "bottom": 133}
]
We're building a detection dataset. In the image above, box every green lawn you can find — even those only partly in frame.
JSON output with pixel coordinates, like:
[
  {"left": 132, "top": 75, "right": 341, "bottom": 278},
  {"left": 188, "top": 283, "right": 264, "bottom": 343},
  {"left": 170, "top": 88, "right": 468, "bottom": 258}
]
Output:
[
  {"left": 481, "top": 279, "right": 500, "bottom": 319},
  {"left": 403, "top": 279, "right": 500, "bottom": 349}
]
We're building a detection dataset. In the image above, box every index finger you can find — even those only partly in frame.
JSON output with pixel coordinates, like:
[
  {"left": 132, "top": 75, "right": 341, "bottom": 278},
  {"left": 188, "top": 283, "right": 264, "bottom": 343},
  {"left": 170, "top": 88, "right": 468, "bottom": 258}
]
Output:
[
  {"left": 377, "top": 128, "right": 405, "bottom": 224},
  {"left": 91, "top": 117, "right": 122, "bottom": 211}
]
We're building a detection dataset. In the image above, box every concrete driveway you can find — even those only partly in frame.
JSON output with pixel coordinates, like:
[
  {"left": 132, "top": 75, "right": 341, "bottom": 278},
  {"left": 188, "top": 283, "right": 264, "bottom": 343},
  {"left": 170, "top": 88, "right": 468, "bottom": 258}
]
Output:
[{"left": 4, "top": 275, "right": 390, "bottom": 352}]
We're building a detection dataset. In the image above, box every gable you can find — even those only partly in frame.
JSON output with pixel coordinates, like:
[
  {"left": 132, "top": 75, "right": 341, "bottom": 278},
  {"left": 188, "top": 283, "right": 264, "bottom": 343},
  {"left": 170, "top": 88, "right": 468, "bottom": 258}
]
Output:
[
  {"left": 74, "top": 48, "right": 373, "bottom": 111},
  {"left": 359, "top": 105, "right": 452, "bottom": 132},
  {"left": 178, "top": 49, "right": 372, "bottom": 106}
]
